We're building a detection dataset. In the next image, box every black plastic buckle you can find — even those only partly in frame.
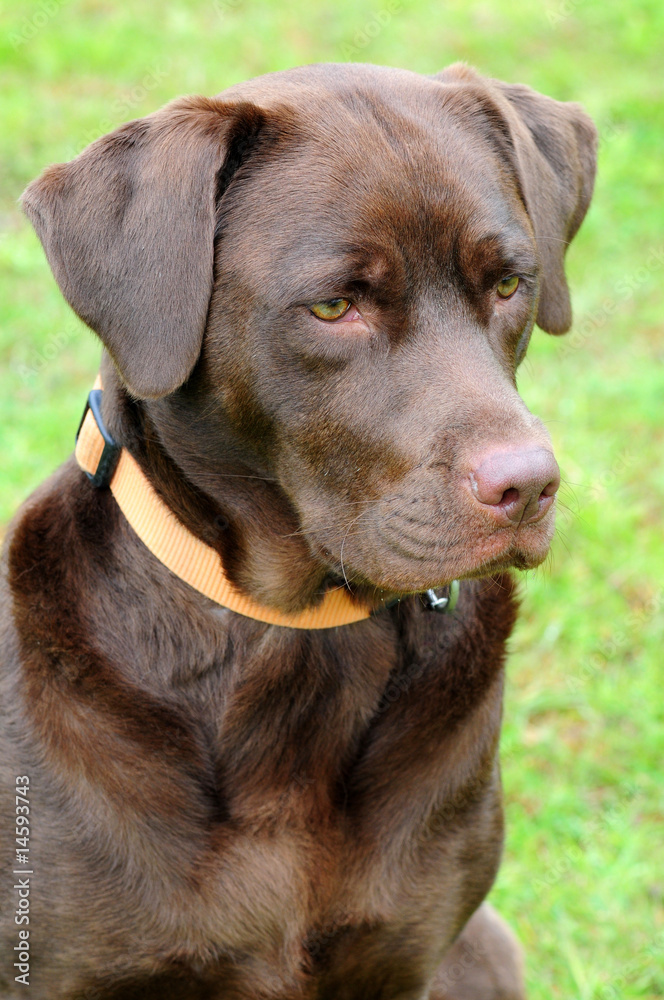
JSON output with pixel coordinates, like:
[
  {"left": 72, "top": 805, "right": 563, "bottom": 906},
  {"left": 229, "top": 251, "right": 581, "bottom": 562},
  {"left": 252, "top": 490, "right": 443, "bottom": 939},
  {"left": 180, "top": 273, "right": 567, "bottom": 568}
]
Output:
[{"left": 76, "top": 388, "right": 121, "bottom": 489}]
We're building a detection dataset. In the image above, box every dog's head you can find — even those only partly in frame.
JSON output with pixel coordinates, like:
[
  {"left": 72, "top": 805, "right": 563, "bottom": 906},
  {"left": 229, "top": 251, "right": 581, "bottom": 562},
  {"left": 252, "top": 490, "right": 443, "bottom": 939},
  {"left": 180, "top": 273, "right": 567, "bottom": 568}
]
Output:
[{"left": 22, "top": 64, "right": 596, "bottom": 597}]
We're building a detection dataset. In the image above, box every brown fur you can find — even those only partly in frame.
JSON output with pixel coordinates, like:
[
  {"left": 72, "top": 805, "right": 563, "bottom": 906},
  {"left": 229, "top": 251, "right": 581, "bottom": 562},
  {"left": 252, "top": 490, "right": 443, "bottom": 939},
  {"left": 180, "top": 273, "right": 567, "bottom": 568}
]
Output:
[{"left": 0, "top": 63, "right": 596, "bottom": 998}]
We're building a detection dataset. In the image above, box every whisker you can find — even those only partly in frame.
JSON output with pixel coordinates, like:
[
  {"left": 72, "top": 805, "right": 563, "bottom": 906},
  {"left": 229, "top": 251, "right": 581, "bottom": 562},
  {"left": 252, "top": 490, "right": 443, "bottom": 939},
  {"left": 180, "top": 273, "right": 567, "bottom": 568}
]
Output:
[
  {"left": 279, "top": 496, "right": 383, "bottom": 539},
  {"left": 531, "top": 236, "right": 572, "bottom": 245},
  {"left": 215, "top": 473, "right": 279, "bottom": 481},
  {"left": 340, "top": 507, "right": 375, "bottom": 590}
]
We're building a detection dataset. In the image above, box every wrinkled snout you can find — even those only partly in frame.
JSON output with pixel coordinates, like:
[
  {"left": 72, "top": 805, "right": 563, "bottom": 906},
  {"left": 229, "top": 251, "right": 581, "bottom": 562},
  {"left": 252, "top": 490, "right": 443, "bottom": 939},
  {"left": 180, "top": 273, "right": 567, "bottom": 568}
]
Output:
[{"left": 469, "top": 447, "right": 560, "bottom": 526}]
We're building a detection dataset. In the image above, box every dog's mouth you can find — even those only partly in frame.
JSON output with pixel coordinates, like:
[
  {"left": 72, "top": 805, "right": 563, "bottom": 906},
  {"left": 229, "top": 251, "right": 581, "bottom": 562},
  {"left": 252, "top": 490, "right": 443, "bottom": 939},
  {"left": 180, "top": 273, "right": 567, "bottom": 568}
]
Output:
[
  {"left": 283, "top": 434, "right": 560, "bottom": 599},
  {"left": 308, "top": 498, "right": 556, "bottom": 596}
]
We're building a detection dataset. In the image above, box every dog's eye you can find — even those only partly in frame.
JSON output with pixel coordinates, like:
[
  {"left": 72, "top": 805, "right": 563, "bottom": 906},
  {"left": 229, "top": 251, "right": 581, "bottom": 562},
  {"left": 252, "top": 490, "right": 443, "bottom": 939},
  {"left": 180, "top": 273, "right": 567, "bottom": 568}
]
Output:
[
  {"left": 309, "top": 299, "right": 352, "bottom": 321},
  {"left": 497, "top": 276, "right": 520, "bottom": 299}
]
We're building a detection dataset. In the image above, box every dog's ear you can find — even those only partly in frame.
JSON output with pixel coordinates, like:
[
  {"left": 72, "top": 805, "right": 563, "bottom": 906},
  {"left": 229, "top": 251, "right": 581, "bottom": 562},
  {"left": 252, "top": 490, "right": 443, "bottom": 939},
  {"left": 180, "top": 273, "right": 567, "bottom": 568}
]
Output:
[
  {"left": 490, "top": 77, "right": 597, "bottom": 334},
  {"left": 436, "top": 65, "right": 598, "bottom": 334},
  {"left": 21, "top": 97, "right": 267, "bottom": 398}
]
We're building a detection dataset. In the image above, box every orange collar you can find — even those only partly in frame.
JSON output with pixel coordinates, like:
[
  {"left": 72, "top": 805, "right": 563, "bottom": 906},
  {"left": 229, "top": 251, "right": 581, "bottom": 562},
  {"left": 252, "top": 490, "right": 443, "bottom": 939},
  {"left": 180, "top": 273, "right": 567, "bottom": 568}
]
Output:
[{"left": 74, "top": 378, "right": 373, "bottom": 629}]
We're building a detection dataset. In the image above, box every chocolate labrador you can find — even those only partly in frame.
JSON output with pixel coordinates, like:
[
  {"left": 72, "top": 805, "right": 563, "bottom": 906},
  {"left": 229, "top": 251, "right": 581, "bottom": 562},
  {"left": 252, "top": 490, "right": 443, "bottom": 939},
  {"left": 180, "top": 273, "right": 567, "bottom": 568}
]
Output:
[{"left": 0, "top": 63, "right": 596, "bottom": 998}]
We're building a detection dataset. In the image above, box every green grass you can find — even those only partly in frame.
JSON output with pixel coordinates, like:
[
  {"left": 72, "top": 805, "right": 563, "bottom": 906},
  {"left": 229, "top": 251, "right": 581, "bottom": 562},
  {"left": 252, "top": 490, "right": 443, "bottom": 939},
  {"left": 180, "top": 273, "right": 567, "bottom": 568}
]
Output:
[{"left": 1, "top": 1, "right": 663, "bottom": 995}]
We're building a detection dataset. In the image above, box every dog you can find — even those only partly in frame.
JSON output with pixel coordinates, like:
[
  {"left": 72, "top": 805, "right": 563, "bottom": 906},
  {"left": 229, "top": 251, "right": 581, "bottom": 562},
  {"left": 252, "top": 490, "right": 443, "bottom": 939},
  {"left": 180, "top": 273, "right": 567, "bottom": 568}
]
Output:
[{"left": 0, "top": 62, "right": 596, "bottom": 999}]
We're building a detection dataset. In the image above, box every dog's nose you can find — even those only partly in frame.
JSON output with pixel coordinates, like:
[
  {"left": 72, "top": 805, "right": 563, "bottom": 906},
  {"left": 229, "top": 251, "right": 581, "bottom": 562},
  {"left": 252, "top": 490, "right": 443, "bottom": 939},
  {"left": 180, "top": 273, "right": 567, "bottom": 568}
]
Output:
[{"left": 469, "top": 448, "right": 560, "bottom": 524}]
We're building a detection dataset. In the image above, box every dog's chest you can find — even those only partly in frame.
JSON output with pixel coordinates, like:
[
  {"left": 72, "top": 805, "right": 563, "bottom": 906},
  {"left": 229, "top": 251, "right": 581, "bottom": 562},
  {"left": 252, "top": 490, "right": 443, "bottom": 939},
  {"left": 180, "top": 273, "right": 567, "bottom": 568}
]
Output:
[
  {"left": 12, "top": 559, "right": 511, "bottom": 996},
  {"left": 96, "top": 620, "right": 505, "bottom": 991},
  {"left": 114, "top": 779, "right": 501, "bottom": 1000}
]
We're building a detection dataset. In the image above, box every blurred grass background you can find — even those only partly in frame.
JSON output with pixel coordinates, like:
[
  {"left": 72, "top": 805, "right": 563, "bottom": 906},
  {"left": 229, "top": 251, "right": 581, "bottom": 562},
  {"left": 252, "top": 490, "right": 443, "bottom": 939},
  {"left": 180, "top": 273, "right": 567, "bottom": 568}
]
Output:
[{"left": 1, "top": 0, "right": 662, "bottom": 996}]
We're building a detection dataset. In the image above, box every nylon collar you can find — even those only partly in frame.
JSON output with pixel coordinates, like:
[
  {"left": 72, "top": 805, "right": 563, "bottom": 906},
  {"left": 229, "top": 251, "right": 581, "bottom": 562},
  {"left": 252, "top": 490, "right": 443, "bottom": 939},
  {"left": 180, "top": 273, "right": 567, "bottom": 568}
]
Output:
[{"left": 74, "top": 378, "right": 458, "bottom": 629}]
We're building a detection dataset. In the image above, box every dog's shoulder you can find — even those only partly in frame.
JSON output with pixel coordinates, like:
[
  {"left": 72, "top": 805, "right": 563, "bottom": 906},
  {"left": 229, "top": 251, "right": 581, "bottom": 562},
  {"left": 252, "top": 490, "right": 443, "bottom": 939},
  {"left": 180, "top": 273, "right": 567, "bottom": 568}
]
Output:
[{"left": 4, "top": 457, "right": 119, "bottom": 663}]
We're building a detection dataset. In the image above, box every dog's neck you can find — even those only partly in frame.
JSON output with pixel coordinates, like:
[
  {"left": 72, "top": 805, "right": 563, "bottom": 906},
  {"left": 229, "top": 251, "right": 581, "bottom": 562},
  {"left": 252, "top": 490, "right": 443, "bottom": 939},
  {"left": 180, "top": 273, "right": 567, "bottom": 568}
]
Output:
[{"left": 100, "top": 358, "right": 371, "bottom": 616}]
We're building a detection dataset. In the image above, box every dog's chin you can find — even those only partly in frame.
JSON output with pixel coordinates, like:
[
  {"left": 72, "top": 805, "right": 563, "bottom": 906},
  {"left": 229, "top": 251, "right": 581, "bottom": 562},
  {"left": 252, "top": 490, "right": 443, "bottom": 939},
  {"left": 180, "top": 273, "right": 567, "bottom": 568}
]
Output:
[{"left": 319, "top": 516, "right": 556, "bottom": 596}]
